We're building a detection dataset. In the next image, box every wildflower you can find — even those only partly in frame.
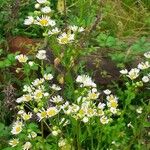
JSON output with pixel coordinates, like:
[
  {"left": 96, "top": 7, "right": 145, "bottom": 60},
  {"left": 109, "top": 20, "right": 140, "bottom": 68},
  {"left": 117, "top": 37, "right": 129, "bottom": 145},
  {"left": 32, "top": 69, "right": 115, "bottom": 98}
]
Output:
[
  {"left": 23, "top": 142, "right": 32, "bottom": 150},
  {"left": 103, "top": 89, "right": 111, "bottom": 95},
  {"left": 106, "top": 94, "right": 118, "bottom": 102},
  {"left": 41, "top": 6, "right": 51, "bottom": 14},
  {"left": 9, "top": 138, "right": 19, "bottom": 147},
  {"left": 46, "top": 107, "right": 59, "bottom": 117},
  {"left": 35, "top": 16, "right": 55, "bottom": 27},
  {"left": 126, "top": 68, "right": 140, "bottom": 80},
  {"left": 120, "top": 69, "right": 128, "bottom": 75},
  {"left": 43, "top": 73, "right": 53, "bottom": 80},
  {"left": 23, "top": 94, "right": 32, "bottom": 102},
  {"left": 22, "top": 112, "right": 32, "bottom": 121},
  {"left": 69, "top": 25, "right": 84, "bottom": 32},
  {"left": 136, "top": 107, "right": 143, "bottom": 114},
  {"left": 87, "top": 90, "right": 100, "bottom": 100},
  {"left": 34, "top": 89, "right": 43, "bottom": 100},
  {"left": 98, "top": 102, "right": 106, "bottom": 110},
  {"left": 48, "top": 27, "right": 60, "bottom": 35},
  {"left": 36, "top": 0, "right": 47, "bottom": 4},
  {"left": 57, "top": 32, "right": 75, "bottom": 44},
  {"left": 28, "top": 131, "right": 37, "bottom": 138},
  {"left": 11, "top": 121, "right": 23, "bottom": 135},
  {"left": 24, "top": 16, "right": 34, "bottom": 25},
  {"left": 51, "top": 84, "right": 61, "bottom": 91},
  {"left": 142, "top": 76, "right": 149, "bottom": 83},
  {"left": 138, "top": 61, "right": 150, "bottom": 70},
  {"left": 144, "top": 51, "right": 150, "bottom": 58},
  {"left": 76, "top": 75, "right": 96, "bottom": 87},
  {"left": 32, "top": 78, "right": 45, "bottom": 86},
  {"left": 36, "top": 50, "right": 47, "bottom": 60},
  {"left": 107, "top": 99, "right": 118, "bottom": 108},
  {"left": 100, "top": 116, "right": 109, "bottom": 124},
  {"left": 50, "top": 95, "right": 63, "bottom": 103},
  {"left": 15, "top": 54, "right": 28, "bottom": 63},
  {"left": 86, "top": 108, "right": 96, "bottom": 117},
  {"left": 37, "top": 109, "right": 47, "bottom": 121}
]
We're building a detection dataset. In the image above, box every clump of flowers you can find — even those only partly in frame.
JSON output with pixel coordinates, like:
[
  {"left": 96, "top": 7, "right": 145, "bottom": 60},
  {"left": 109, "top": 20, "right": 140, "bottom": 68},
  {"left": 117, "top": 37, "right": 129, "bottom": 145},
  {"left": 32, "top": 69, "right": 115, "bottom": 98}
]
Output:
[
  {"left": 9, "top": 62, "right": 120, "bottom": 148},
  {"left": 24, "top": 0, "right": 84, "bottom": 45}
]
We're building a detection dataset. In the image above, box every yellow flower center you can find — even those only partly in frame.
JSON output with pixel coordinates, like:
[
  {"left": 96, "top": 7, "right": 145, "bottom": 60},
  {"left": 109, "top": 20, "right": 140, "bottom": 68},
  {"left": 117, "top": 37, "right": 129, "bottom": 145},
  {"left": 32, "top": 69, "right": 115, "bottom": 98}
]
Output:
[
  {"left": 41, "top": 111, "right": 47, "bottom": 118},
  {"left": 15, "top": 126, "right": 21, "bottom": 132},
  {"left": 47, "top": 109, "right": 57, "bottom": 117},
  {"left": 40, "top": 19, "right": 48, "bottom": 26},
  {"left": 110, "top": 101, "right": 118, "bottom": 108}
]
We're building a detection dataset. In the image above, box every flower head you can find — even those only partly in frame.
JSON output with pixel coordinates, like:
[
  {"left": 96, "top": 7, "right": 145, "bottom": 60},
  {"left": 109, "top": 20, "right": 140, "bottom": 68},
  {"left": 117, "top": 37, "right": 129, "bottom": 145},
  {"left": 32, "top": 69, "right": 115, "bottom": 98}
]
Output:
[
  {"left": 11, "top": 121, "right": 23, "bottom": 135},
  {"left": 126, "top": 68, "right": 140, "bottom": 80},
  {"left": 24, "top": 16, "right": 34, "bottom": 25},
  {"left": 57, "top": 32, "right": 74, "bottom": 44},
  {"left": 41, "top": 6, "right": 51, "bottom": 14},
  {"left": 23, "top": 142, "right": 32, "bottom": 150},
  {"left": 9, "top": 139, "right": 19, "bottom": 147},
  {"left": 36, "top": 50, "right": 47, "bottom": 60},
  {"left": 15, "top": 54, "right": 28, "bottom": 63}
]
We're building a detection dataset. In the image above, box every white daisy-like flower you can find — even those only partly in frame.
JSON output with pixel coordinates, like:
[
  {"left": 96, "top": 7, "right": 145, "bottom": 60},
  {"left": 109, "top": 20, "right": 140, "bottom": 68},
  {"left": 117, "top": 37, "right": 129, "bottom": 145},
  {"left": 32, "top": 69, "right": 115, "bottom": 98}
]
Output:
[
  {"left": 46, "top": 107, "right": 59, "bottom": 118},
  {"left": 23, "top": 142, "right": 32, "bottom": 150},
  {"left": 103, "top": 89, "right": 111, "bottom": 95},
  {"left": 142, "top": 76, "right": 149, "bottom": 83},
  {"left": 126, "top": 68, "right": 140, "bottom": 80},
  {"left": 36, "top": 50, "right": 47, "bottom": 60},
  {"left": 69, "top": 25, "right": 84, "bottom": 32},
  {"left": 106, "top": 94, "right": 118, "bottom": 102},
  {"left": 36, "top": 0, "right": 47, "bottom": 4},
  {"left": 32, "top": 78, "right": 45, "bottom": 86},
  {"left": 136, "top": 107, "right": 143, "bottom": 114},
  {"left": 107, "top": 99, "right": 118, "bottom": 108},
  {"left": 34, "top": 89, "right": 43, "bottom": 100},
  {"left": 11, "top": 121, "right": 23, "bottom": 135},
  {"left": 41, "top": 6, "right": 51, "bottom": 14},
  {"left": 144, "top": 51, "right": 150, "bottom": 58},
  {"left": 120, "top": 69, "right": 128, "bottom": 75},
  {"left": 51, "top": 84, "right": 61, "bottom": 91},
  {"left": 24, "top": 16, "right": 34, "bottom": 25},
  {"left": 57, "top": 32, "right": 75, "bottom": 44},
  {"left": 87, "top": 90, "right": 100, "bottom": 100},
  {"left": 76, "top": 75, "right": 96, "bottom": 87},
  {"left": 48, "top": 27, "right": 60, "bottom": 35},
  {"left": 9, "top": 139, "right": 19, "bottom": 147},
  {"left": 100, "top": 116, "right": 109, "bottom": 124},
  {"left": 35, "top": 16, "right": 55, "bottom": 27},
  {"left": 98, "top": 102, "right": 106, "bottom": 110},
  {"left": 43, "top": 73, "right": 53, "bottom": 80},
  {"left": 58, "top": 138, "right": 67, "bottom": 147},
  {"left": 138, "top": 61, "right": 150, "bottom": 70},
  {"left": 15, "top": 54, "right": 28, "bottom": 63},
  {"left": 50, "top": 95, "right": 63, "bottom": 103}
]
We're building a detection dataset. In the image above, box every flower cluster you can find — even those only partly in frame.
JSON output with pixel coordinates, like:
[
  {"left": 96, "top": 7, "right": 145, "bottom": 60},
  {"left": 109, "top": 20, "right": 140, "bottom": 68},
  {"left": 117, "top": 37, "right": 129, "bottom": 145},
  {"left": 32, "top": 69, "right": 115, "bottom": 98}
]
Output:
[
  {"left": 24, "top": 0, "right": 84, "bottom": 45},
  {"left": 9, "top": 72, "right": 119, "bottom": 148},
  {"left": 120, "top": 51, "right": 150, "bottom": 83}
]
